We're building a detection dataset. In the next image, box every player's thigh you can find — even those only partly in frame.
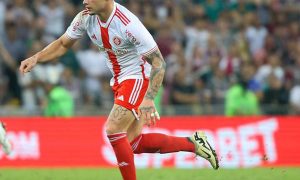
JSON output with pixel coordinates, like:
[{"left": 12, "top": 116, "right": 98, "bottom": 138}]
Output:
[{"left": 105, "top": 104, "right": 136, "bottom": 134}]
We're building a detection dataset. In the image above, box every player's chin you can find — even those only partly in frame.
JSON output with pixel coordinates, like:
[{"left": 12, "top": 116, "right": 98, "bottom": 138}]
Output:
[{"left": 86, "top": 10, "right": 95, "bottom": 15}]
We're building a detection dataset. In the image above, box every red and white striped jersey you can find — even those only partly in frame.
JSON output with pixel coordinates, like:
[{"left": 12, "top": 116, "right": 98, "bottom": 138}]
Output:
[{"left": 65, "top": 2, "right": 157, "bottom": 86}]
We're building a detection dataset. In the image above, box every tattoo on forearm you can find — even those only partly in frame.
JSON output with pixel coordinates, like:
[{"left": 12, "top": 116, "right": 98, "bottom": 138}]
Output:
[
  {"left": 143, "top": 49, "right": 166, "bottom": 100},
  {"left": 139, "top": 106, "right": 155, "bottom": 113}
]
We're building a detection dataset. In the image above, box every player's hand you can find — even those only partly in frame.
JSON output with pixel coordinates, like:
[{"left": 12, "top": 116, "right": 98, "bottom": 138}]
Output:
[
  {"left": 138, "top": 98, "right": 160, "bottom": 127},
  {"left": 19, "top": 55, "right": 39, "bottom": 75}
]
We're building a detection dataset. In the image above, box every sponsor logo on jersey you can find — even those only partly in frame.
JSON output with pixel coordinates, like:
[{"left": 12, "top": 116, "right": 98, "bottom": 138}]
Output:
[
  {"left": 98, "top": 46, "right": 129, "bottom": 56},
  {"left": 125, "top": 30, "right": 140, "bottom": 46}
]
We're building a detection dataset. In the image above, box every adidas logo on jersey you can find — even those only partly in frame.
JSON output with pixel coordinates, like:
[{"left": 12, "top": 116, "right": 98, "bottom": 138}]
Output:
[{"left": 117, "top": 95, "right": 124, "bottom": 101}]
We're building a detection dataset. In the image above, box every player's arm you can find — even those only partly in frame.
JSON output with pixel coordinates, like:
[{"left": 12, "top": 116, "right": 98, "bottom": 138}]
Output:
[
  {"left": 125, "top": 16, "right": 165, "bottom": 124},
  {"left": 139, "top": 49, "right": 166, "bottom": 125},
  {"left": 19, "top": 34, "right": 77, "bottom": 74},
  {"left": 35, "top": 34, "right": 76, "bottom": 63},
  {"left": 20, "top": 10, "right": 86, "bottom": 74},
  {"left": 143, "top": 49, "right": 166, "bottom": 100}
]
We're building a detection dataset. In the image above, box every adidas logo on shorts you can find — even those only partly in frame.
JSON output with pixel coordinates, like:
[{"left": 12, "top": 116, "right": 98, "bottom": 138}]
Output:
[{"left": 117, "top": 95, "right": 124, "bottom": 101}]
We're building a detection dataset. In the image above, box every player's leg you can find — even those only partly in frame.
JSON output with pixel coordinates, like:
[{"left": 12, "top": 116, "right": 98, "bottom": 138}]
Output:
[
  {"left": 106, "top": 78, "right": 151, "bottom": 180},
  {"left": 126, "top": 78, "right": 193, "bottom": 152},
  {"left": 127, "top": 119, "right": 219, "bottom": 169},
  {"left": 124, "top": 77, "right": 219, "bottom": 169},
  {"left": 127, "top": 118, "right": 195, "bottom": 154},
  {"left": 105, "top": 104, "right": 137, "bottom": 180}
]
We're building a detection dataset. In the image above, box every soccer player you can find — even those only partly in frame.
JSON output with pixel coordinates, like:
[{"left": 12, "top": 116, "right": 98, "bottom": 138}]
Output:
[{"left": 19, "top": 0, "right": 219, "bottom": 179}]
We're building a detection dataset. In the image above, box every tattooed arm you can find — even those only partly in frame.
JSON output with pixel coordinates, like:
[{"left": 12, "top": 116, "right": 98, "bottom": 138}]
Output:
[
  {"left": 144, "top": 49, "right": 166, "bottom": 100},
  {"left": 138, "top": 49, "right": 166, "bottom": 126}
]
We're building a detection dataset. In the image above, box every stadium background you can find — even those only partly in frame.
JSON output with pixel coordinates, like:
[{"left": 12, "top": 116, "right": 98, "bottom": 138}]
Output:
[{"left": 0, "top": 0, "right": 300, "bottom": 179}]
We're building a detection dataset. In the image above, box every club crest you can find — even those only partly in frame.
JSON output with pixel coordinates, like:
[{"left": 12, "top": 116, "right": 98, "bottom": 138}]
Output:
[{"left": 113, "top": 36, "right": 122, "bottom": 46}]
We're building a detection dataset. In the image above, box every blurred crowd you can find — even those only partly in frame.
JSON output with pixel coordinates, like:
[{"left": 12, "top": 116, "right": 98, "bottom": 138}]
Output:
[{"left": 0, "top": 0, "right": 299, "bottom": 116}]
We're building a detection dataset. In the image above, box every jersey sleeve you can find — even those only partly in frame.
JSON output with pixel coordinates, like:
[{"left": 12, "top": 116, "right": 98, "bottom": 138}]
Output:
[
  {"left": 125, "top": 18, "right": 158, "bottom": 56},
  {"left": 65, "top": 11, "right": 87, "bottom": 39}
]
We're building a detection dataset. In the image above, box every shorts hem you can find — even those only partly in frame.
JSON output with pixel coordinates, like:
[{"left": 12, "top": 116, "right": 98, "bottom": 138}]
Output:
[{"left": 115, "top": 101, "right": 138, "bottom": 112}]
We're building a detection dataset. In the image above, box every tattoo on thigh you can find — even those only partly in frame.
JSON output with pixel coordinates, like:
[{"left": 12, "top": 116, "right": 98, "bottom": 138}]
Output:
[{"left": 112, "top": 106, "right": 129, "bottom": 120}]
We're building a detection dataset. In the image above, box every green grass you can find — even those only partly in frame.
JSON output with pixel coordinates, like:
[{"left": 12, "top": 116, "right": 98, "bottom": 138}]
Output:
[{"left": 0, "top": 168, "right": 299, "bottom": 180}]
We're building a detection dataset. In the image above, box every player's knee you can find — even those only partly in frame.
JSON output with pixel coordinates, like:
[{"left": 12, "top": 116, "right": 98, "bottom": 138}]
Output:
[
  {"left": 105, "top": 124, "right": 118, "bottom": 135},
  {"left": 105, "top": 121, "right": 126, "bottom": 135},
  {"left": 127, "top": 129, "right": 141, "bottom": 142}
]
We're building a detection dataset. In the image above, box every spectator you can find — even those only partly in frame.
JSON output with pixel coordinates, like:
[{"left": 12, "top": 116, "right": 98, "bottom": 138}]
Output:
[
  {"left": 255, "top": 53, "right": 284, "bottom": 88},
  {"left": 241, "top": 62, "right": 262, "bottom": 99},
  {"left": 201, "top": 0, "right": 225, "bottom": 22},
  {"left": 156, "top": 24, "right": 173, "bottom": 58},
  {"left": 18, "top": 40, "right": 45, "bottom": 111},
  {"left": 0, "top": 1, "right": 6, "bottom": 41},
  {"left": 290, "top": 83, "right": 300, "bottom": 114},
  {"left": 0, "top": 41, "right": 16, "bottom": 106},
  {"left": 36, "top": 0, "right": 73, "bottom": 41},
  {"left": 0, "top": 78, "right": 10, "bottom": 105},
  {"left": 6, "top": 0, "right": 34, "bottom": 41},
  {"left": 170, "top": 67, "right": 198, "bottom": 114},
  {"left": 0, "top": 41, "right": 16, "bottom": 73},
  {"left": 245, "top": 12, "right": 268, "bottom": 55},
  {"left": 60, "top": 67, "right": 82, "bottom": 107},
  {"left": 290, "top": 54, "right": 300, "bottom": 84},
  {"left": 219, "top": 43, "right": 240, "bottom": 76},
  {"left": 225, "top": 67, "right": 260, "bottom": 116},
  {"left": 2, "top": 21, "right": 25, "bottom": 104},
  {"left": 185, "top": 19, "right": 210, "bottom": 59},
  {"left": 76, "top": 43, "right": 111, "bottom": 106},
  {"left": 142, "top": 3, "right": 160, "bottom": 35},
  {"left": 3, "top": 21, "right": 26, "bottom": 62},
  {"left": 262, "top": 74, "right": 289, "bottom": 115},
  {"left": 215, "top": 18, "right": 235, "bottom": 52},
  {"left": 42, "top": 80, "right": 74, "bottom": 117},
  {"left": 225, "top": 83, "right": 259, "bottom": 116}
]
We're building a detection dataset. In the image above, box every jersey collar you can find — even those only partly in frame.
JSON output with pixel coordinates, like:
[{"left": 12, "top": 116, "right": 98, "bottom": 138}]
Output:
[{"left": 98, "top": 2, "right": 117, "bottom": 28}]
